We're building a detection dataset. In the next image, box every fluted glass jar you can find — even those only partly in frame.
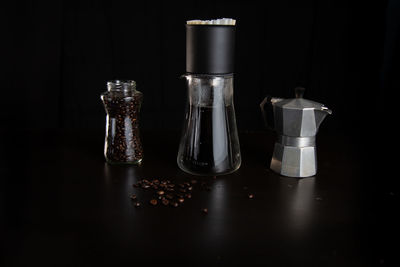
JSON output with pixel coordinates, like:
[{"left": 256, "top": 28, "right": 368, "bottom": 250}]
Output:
[{"left": 101, "top": 80, "right": 143, "bottom": 164}]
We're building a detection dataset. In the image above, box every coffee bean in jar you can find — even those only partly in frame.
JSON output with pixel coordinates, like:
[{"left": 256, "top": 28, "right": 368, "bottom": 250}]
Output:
[{"left": 101, "top": 80, "right": 143, "bottom": 164}]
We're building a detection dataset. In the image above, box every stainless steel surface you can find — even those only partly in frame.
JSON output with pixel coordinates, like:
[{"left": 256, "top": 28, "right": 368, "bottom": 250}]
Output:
[
  {"left": 277, "top": 135, "right": 315, "bottom": 147},
  {"left": 270, "top": 140, "right": 317, "bottom": 177},
  {"left": 272, "top": 99, "right": 331, "bottom": 137},
  {"left": 261, "top": 87, "right": 331, "bottom": 178}
]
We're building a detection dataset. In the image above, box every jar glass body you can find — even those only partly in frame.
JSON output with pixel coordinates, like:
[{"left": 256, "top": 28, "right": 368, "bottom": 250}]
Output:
[
  {"left": 177, "top": 74, "right": 241, "bottom": 175},
  {"left": 101, "top": 80, "right": 143, "bottom": 164}
]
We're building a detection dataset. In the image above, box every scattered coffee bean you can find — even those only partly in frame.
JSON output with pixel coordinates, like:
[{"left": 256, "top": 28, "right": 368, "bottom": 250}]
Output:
[{"left": 130, "top": 177, "right": 205, "bottom": 210}]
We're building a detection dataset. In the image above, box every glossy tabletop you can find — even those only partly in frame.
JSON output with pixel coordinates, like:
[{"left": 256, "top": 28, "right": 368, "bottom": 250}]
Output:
[{"left": 0, "top": 129, "right": 393, "bottom": 266}]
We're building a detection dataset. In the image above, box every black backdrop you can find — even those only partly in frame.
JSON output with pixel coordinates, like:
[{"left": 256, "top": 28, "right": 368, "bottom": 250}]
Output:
[
  {"left": 2, "top": 1, "right": 400, "bottom": 264},
  {"left": 1, "top": 0, "right": 395, "bottom": 132}
]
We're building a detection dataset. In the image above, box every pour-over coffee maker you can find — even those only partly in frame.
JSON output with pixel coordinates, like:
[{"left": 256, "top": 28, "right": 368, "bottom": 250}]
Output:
[{"left": 177, "top": 18, "right": 241, "bottom": 176}]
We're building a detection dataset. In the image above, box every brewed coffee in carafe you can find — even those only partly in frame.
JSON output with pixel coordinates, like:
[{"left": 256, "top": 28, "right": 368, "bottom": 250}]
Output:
[{"left": 177, "top": 74, "right": 241, "bottom": 175}]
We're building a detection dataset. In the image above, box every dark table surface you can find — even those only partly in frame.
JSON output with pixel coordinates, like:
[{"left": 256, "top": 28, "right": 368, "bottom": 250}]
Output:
[{"left": 0, "top": 129, "right": 397, "bottom": 266}]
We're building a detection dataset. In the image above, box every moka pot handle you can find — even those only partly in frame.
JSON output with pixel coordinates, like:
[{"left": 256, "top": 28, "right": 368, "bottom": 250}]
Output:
[{"left": 260, "top": 96, "right": 283, "bottom": 131}]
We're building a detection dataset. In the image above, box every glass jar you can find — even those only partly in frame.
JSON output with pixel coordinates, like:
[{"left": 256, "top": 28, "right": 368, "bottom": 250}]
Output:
[
  {"left": 100, "top": 80, "right": 143, "bottom": 164},
  {"left": 177, "top": 74, "right": 241, "bottom": 175}
]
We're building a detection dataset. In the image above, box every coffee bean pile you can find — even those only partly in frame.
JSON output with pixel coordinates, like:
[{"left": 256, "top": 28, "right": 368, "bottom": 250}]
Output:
[
  {"left": 130, "top": 178, "right": 212, "bottom": 212},
  {"left": 130, "top": 178, "right": 255, "bottom": 213},
  {"left": 102, "top": 95, "right": 143, "bottom": 164}
]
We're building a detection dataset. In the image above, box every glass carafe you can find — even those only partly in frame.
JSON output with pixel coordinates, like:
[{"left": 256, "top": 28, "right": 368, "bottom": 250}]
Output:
[{"left": 177, "top": 74, "right": 241, "bottom": 175}]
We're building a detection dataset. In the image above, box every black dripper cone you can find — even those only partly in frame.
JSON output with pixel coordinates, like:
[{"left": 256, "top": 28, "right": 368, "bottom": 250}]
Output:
[{"left": 186, "top": 24, "right": 235, "bottom": 74}]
